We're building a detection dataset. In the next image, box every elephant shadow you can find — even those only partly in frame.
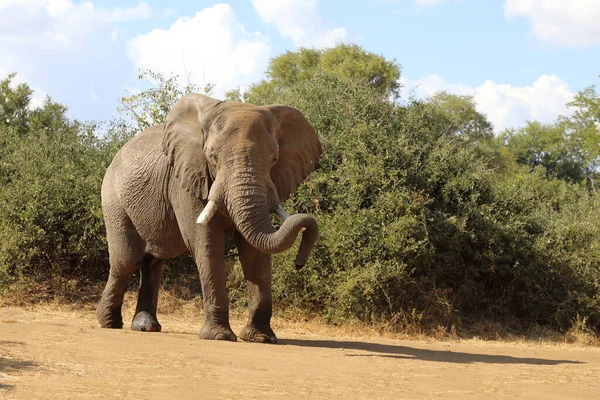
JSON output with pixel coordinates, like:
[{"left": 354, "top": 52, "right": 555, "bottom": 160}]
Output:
[
  {"left": 0, "top": 341, "right": 38, "bottom": 392},
  {"left": 280, "top": 338, "right": 583, "bottom": 366}
]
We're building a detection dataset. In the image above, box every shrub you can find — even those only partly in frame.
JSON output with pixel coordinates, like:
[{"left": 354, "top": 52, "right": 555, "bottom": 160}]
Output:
[
  {"left": 248, "top": 72, "right": 600, "bottom": 332},
  {"left": 0, "top": 124, "right": 109, "bottom": 288}
]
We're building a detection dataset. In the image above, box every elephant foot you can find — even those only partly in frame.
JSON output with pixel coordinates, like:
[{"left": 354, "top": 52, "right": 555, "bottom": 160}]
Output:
[
  {"left": 96, "top": 305, "right": 123, "bottom": 329},
  {"left": 239, "top": 324, "right": 278, "bottom": 344},
  {"left": 131, "top": 311, "right": 162, "bottom": 332},
  {"left": 198, "top": 323, "right": 237, "bottom": 341}
]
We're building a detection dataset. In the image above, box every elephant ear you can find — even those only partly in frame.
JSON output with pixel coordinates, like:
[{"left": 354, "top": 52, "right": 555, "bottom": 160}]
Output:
[
  {"left": 266, "top": 105, "right": 322, "bottom": 202},
  {"left": 162, "top": 94, "right": 222, "bottom": 199}
]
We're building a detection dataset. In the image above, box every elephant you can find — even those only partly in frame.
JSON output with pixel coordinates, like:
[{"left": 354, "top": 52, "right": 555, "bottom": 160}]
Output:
[{"left": 96, "top": 94, "right": 321, "bottom": 343}]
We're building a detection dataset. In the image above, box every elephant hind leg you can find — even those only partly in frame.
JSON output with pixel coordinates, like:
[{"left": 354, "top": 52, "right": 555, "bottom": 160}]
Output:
[
  {"left": 96, "top": 271, "right": 135, "bottom": 329},
  {"left": 131, "top": 255, "right": 165, "bottom": 332},
  {"left": 96, "top": 209, "right": 146, "bottom": 329}
]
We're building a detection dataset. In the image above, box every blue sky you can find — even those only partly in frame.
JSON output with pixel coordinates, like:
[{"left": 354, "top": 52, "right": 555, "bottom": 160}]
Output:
[{"left": 1, "top": 0, "right": 598, "bottom": 132}]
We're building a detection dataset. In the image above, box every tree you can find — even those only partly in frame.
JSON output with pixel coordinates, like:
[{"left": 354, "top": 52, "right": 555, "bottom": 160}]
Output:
[
  {"left": 1, "top": 75, "right": 35, "bottom": 187},
  {"left": 427, "top": 91, "right": 493, "bottom": 141},
  {"left": 118, "top": 69, "right": 209, "bottom": 131},
  {"left": 500, "top": 121, "right": 584, "bottom": 183},
  {"left": 561, "top": 83, "right": 600, "bottom": 195},
  {"left": 224, "top": 88, "right": 243, "bottom": 102},
  {"left": 321, "top": 44, "right": 401, "bottom": 98},
  {"left": 245, "top": 44, "right": 401, "bottom": 104},
  {"left": 0, "top": 77, "right": 111, "bottom": 287},
  {"left": 0, "top": 74, "right": 33, "bottom": 141},
  {"left": 267, "top": 47, "right": 322, "bottom": 87}
]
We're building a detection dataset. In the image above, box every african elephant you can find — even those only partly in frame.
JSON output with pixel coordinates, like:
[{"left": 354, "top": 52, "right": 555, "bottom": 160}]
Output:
[{"left": 96, "top": 94, "right": 321, "bottom": 343}]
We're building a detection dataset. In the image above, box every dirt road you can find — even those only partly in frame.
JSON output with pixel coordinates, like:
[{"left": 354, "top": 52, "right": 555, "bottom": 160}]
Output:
[{"left": 1, "top": 305, "right": 599, "bottom": 399}]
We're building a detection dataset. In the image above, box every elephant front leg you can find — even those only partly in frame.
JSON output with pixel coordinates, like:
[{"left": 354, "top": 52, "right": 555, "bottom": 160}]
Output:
[
  {"left": 194, "top": 223, "right": 237, "bottom": 341},
  {"left": 235, "top": 233, "right": 277, "bottom": 344}
]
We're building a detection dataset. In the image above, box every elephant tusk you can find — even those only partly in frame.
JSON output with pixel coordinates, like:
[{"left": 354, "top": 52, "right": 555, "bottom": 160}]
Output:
[
  {"left": 197, "top": 201, "right": 218, "bottom": 225},
  {"left": 274, "top": 205, "right": 291, "bottom": 223},
  {"left": 274, "top": 205, "right": 306, "bottom": 232}
]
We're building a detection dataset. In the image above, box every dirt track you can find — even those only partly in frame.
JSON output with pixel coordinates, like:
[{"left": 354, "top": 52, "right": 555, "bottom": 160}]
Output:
[{"left": 1, "top": 306, "right": 599, "bottom": 399}]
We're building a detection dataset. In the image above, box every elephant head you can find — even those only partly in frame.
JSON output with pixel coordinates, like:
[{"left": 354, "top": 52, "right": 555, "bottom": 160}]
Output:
[{"left": 163, "top": 94, "right": 321, "bottom": 268}]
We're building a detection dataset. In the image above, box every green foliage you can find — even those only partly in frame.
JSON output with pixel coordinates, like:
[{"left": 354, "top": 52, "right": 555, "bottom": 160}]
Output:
[
  {"left": 1, "top": 74, "right": 35, "bottom": 186},
  {"left": 499, "top": 79, "right": 600, "bottom": 194},
  {"left": 500, "top": 121, "right": 584, "bottom": 183},
  {"left": 0, "top": 74, "right": 33, "bottom": 140},
  {"left": 267, "top": 48, "right": 322, "bottom": 87},
  {"left": 118, "top": 69, "right": 209, "bottom": 130},
  {"left": 321, "top": 44, "right": 401, "bottom": 97},
  {"left": 246, "top": 44, "right": 401, "bottom": 103},
  {"left": 224, "top": 87, "right": 243, "bottom": 102},
  {"left": 428, "top": 91, "right": 493, "bottom": 141},
  {"left": 246, "top": 71, "right": 600, "bottom": 332},
  {"left": 493, "top": 173, "right": 600, "bottom": 328},
  {"left": 0, "top": 80, "right": 113, "bottom": 286},
  {"left": 561, "top": 83, "right": 600, "bottom": 194}
]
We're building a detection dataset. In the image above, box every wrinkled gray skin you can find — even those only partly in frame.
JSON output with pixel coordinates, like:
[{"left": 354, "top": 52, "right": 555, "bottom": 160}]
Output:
[{"left": 96, "top": 94, "right": 321, "bottom": 343}]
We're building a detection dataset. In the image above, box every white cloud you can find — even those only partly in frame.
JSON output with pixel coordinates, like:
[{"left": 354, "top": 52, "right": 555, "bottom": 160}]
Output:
[
  {"left": 0, "top": 0, "right": 150, "bottom": 51},
  {"left": 504, "top": 0, "right": 600, "bottom": 47},
  {"left": 0, "top": 1, "right": 152, "bottom": 120},
  {"left": 406, "top": 74, "right": 574, "bottom": 131},
  {"left": 251, "top": 0, "right": 347, "bottom": 48},
  {"left": 128, "top": 4, "right": 271, "bottom": 99}
]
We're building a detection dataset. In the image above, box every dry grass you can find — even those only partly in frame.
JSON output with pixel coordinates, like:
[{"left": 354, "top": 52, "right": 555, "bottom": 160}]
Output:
[{"left": 1, "top": 280, "right": 599, "bottom": 347}]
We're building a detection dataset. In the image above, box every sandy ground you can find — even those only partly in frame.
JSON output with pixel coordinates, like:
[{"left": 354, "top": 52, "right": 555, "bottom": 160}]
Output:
[{"left": 1, "top": 305, "right": 600, "bottom": 400}]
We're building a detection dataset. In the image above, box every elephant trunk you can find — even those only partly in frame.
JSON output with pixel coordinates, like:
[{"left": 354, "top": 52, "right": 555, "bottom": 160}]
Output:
[{"left": 211, "top": 170, "right": 317, "bottom": 268}]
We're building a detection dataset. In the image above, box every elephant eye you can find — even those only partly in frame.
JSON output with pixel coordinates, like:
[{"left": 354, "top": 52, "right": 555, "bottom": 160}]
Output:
[
  {"left": 272, "top": 155, "right": 279, "bottom": 165},
  {"left": 210, "top": 153, "right": 218, "bottom": 163}
]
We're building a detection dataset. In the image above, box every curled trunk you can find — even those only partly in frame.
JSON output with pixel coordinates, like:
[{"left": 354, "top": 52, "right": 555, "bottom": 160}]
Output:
[{"left": 224, "top": 182, "right": 318, "bottom": 268}]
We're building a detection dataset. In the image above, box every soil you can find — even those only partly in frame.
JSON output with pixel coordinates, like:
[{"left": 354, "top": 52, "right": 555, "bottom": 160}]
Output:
[{"left": 1, "top": 305, "right": 599, "bottom": 399}]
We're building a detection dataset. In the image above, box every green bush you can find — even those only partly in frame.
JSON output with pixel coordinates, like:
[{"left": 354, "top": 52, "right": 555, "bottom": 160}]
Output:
[
  {"left": 251, "top": 72, "right": 600, "bottom": 332},
  {"left": 0, "top": 102, "right": 112, "bottom": 287}
]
